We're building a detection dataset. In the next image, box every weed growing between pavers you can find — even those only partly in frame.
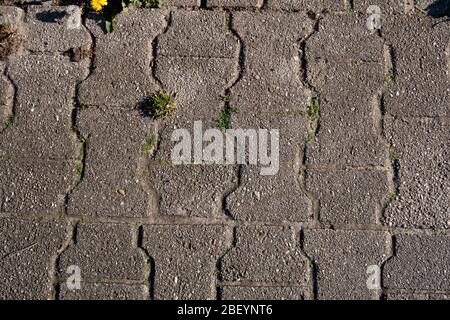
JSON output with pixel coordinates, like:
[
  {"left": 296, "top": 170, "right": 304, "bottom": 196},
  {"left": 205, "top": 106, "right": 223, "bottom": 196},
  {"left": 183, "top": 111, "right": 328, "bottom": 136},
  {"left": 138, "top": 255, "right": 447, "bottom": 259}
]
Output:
[
  {"left": 218, "top": 107, "right": 238, "bottom": 131},
  {"left": 144, "top": 91, "right": 176, "bottom": 120},
  {"left": 88, "top": 0, "right": 162, "bottom": 32},
  {"left": 2, "top": 115, "right": 13, "bottom": 130},
  {"left": 308, "top": 97, "right": 320, "bottom": 121},
  {"left": 141, "top": 133, "right": 157, "bottom": 155},
  {"left": 0, "top": 23, "right": 21, "bottom": 60},
  {"left": 305, "top": 97, "right": 320, "bottom": 143},
  {"left": 385, "top": 72, "right": 395, "bottom": 88}
]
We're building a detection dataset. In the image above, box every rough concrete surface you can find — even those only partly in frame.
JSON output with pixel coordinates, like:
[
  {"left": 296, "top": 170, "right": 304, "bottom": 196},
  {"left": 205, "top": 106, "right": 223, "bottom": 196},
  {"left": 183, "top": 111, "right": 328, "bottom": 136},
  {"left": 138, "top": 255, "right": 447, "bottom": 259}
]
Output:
[{"left": 0, "top": 0, "right": 449, "bottom": 300}]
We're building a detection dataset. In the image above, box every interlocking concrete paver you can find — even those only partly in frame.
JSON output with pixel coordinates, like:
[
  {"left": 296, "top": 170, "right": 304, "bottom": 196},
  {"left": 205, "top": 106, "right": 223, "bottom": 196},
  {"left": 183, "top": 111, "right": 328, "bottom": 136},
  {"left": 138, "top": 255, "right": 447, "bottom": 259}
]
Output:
[
  {"left": 67, "top": 107, "right": 153, "bottom": 218},
  {"left": 221, "top": 225, "right": 310, "bottom": 284},
  {"left": 163, "top": 0, "right": 198, "bottom": 6},
  {"left": 223, "top": 12, "right": 313, "bottom": 222},
  {"left": 207, "top": 0, "right": 260, "bottom": 8},
  {"left": 383, "top": 15, "right": 450, "bottom": 117},
  {"left": 78, "top": 8, "right": 167, "bottom": 107},
  {"left": 142, "top": 224, "right": 228, "bottom": 300},
  {"left": 265, "top": 0, "right": 342, "bottom": 11},
  {"left": 304, "top": 14, "right": 387, "bottom": 167},
  {"left": 59, "top": 282, "right": 147, "bottom": 300},
  {"left": 352, "top": 0, "right": 403, "bottom": 13},
  {"left": 303, "top": 229, "right": 390, "bottom": 300},
  {"left": 386, "top": 292, "right": 450, "bottom": 300},
  {"left": 25, "top": 6, "right": 91, "bottom": 52},
  {"left": 58, "top": 223, "right": 146, "bottom": 282},
  {"left": 384, "top": 234, "right": 450, "bottom": 290},
  {"left": 0, "top": 218, "right": 67, "bottom": 299},
  {"left": 227, "top": 113, "right": 311, "bottom": 222},
  {"left": 384, "top": 117, "right": 449, "bottom": 228},
  {"left": 230, "top": 11, "right": 313, "bottom": 113},
  {"left": 0, "top": 159, "right": 75, "bottom": 215},
  {"left": 0, "top": 54, "right": 87, "bottom": 159},
  {"left": 221, "top": 286, "right": 304, "bottom": 300},
  {"left": 158, "top": 10, "right": 237, "bottom": 58},
  {"left": 306, "top": 169, "right": 389, "bottom": 224},
  {"left": 149, "top": 10, "right": 238, "bottom": 218}
]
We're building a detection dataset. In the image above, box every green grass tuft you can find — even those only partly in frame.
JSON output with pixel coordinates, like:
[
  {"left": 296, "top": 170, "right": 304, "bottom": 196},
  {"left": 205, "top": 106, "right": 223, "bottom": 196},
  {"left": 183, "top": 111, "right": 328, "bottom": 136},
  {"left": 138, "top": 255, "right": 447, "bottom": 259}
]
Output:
[
  {"left": 2, "top": 115, "right": 13, "bottom": 130},
  {"left": 141, "top": 134, "right": 157, "bottom": 156},
  {"left": 385, "top": 72, "right": 395, "bottom": 88},
  {"left": 218, "top": 107, "right": 238, "bottom": 131},
  {"left": 308, "top": 98, "right": 320, "bottom": 121},
  {"left": 146, "top": 91, "right": 176, "bottom": 120}
]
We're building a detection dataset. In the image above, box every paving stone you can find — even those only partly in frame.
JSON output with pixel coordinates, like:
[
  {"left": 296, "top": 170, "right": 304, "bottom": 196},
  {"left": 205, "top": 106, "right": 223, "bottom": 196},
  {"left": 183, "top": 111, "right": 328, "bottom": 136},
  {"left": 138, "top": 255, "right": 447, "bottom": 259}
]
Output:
[
  {"left": 149, "top": 14, "right": 238, "bottom": 218},
  {"left": 149, "top": 163, "right": 235, "bottom": 217},
  {"left": 384, "top": 234, "right": 450, "bottom": 290},
  {"left": 305, "top": 98, "right": 388, "bottom": 167},
  {"left": 0, "top": 54, "right": 87, "bottom": 159},
  {"left": 305, "top": 14, "right": 387, "bottom": 167},
  {"left": 265, "top": 0, "right": 343, "bottom": 11},
  {"left": 67, "top": 107, "right": 153, "bottom": 218},
  {"left": 383, "top": 15, "right": 450, "bottom": 116},
  {"left": 0, "top": 217, "right": 67, "bottom": 300},
  {"left": 385, "top": 292, "right": 449, "bottom": 300},
  {"left": 158, "top": 10, "right": 238, "bottom": 58},
  {"left": 384, "top": 118, "right": 449, "bottom": 229},
  {"left": 0, "top": 159, "right": 75, "bottom": 216},
  {"left": 207, "top": 0, "right": 260, "bottom": 8},
  {"left": 352, "top": 0, "right": 404, "bottom": 13},
  {"left": 306, "top": 169, "right": 389, "bottom": 224},
  {"left": 221, "top": 225, "right": 309, "bottom": 284},
  {"left": 385, "top": 292, "right": 429, "bottom": 300},
  {"left": 230, "top": 11, "right": 313, "bottom": 113},
  {"left": 226, "top": 113, "right": 311, "bottom": 222},
  {"left": 429, "top": 293, "right": 450, "bottom": 300},
  {"left": 163, "top": 0, "right": 198, "bottom": 6},
  {"left": 142, "top": 224, "right": 228, "bottom": 300},
  {"left": 221, "top": 286, "right": 304, "bottom": 300},
  {"left": 223, "top": 12, "right": 313, "bottom": 222},
  {"left": 59, "top": 282, "right": 147, "bottom": 300},
  {"left": 24, "top": 6, "right": 91, "bottom": 52},
  {"left": 58, "top": 223, "right": 146, "bottom": 282},
  {"left": 78, "top": 8, "right": 167, "bottom": 107},
  {"left": 303, "top": 229, "right": 390, "bottom": 300}
]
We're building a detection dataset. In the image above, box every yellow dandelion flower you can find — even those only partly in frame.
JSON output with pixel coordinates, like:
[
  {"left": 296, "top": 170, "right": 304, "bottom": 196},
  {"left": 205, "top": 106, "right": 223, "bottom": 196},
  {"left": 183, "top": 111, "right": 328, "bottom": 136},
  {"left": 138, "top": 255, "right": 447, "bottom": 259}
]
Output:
[{"left": 90, "top": 0, "right": 108, "bottom": 11}]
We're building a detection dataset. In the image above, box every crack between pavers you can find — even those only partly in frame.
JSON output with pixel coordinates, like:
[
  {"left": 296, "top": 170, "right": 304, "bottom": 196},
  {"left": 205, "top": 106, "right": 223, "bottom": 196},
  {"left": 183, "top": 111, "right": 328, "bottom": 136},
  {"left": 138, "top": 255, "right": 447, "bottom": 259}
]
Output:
[
  {"left": 214, "top": 224, "right": 234, "bottom": 300},
  {"left": 139, "top": 9, "right": 173, "bottom": 220},
  {"left": 378, "top": 41, "right": 401, "bottom": 228},
  {"left": 48, "top": 219, "right": 76, "bottom": 300},
  {"left": 61, "top": 11, "right": 95, "bottom": 220},
  {"left": 299, "top": 17, "right": 321, "bottom": 223},
  {"left": 136, "top": 225, "right": 152, "bottom": 300},
  {"left": 218, "top": 12, "right": 243, "bottom": 218},
  {"left": 377, "top": 231, "right": 395, "bottom": 299}
]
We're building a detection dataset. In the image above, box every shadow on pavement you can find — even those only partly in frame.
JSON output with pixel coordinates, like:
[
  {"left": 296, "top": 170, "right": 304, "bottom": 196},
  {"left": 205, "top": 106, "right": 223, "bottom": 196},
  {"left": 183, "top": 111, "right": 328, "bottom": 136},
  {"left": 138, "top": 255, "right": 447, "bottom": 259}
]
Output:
[{"left": 426, "top": 0, "right": 450, "bottom": 18}]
